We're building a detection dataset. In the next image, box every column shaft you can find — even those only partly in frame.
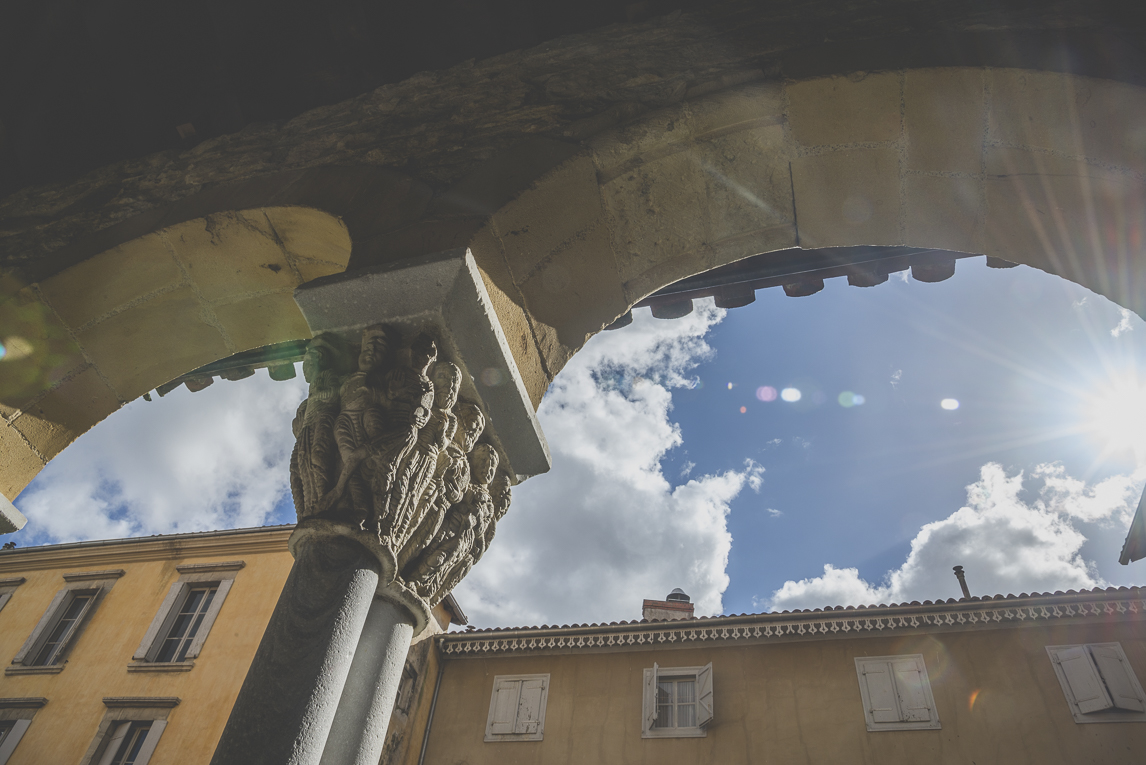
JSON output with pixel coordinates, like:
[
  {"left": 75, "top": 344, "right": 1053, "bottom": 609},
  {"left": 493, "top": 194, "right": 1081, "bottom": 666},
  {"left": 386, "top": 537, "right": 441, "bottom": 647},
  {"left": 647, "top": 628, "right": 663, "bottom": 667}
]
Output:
[
  {"left": 211, "top": 535, "right": 381, "bottom": 765},
  {"left": 319, "top": 599, "right": 416, "bottom": 765}
]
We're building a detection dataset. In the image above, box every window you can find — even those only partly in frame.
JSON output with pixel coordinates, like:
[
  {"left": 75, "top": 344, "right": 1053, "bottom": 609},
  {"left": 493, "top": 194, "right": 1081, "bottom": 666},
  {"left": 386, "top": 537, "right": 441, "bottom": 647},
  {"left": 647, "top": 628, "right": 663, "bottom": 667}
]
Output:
[
  {"left": 78, "top": 698, "right": 177, "bottom": 765},
  {"left": 485, "top": 674, "right": 550, "bottom": 742},
  {"left": 131, "top": 561, "right": 243, "bottom": 669},
  {"left": 854, "top": 654, "right": 941, "bottom": 731},
  {"left": 395, "top": 664, "right": 418, "bottom": 715},
  {"left": 0, "top": 697, "right": 43, "bottom": 765},
  {"left": 0, "top": 578, "right": 24, "bottom": 615},
  {"left": 1047, "top": 643, "right": 1146, "bottom": 723},
  {"left": 8, "top": 570, "right": 123, "bottom": 674},
  {"left": 642, "top": 663, "right": 713, "bottom": 738}
]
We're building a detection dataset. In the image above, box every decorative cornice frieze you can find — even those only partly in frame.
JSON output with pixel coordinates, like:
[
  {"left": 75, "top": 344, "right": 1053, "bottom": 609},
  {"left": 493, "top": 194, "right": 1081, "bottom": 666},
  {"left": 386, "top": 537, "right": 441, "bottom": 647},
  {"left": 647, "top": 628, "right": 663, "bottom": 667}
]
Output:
[
  {"left": 0, "top": 577, "right": 25, "bottom": 588},
  {"left": 441, "top": 590, "right": 1146, "bottom": 658}
]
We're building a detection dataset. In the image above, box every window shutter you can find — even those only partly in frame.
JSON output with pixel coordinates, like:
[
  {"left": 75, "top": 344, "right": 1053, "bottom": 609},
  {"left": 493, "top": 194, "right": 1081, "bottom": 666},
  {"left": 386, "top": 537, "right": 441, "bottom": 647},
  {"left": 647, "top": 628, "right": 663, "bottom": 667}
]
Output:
[
  {"left": 891, "top": 657, "right": 933, "bottom": 722},
  {"left": 12, "top": 589, "right": 69, "bottom": 665},
  {"left": 860, "top": 660, "right": 901, "bottom": 723},
  {"left": 1089, "top": 645, "right": 1146, "bottom": 713},
  {"left": 96, "top": 722, "right": 132, "bottom": 765},
  {"left": 696, "top": 662, "right": 714, "bottom": 728},
  {"left": 643, "top": 663, "right": 659, "bottom": 730},
  {"left": 136, "top": 582, "right": 185, "bottom": 661},
  {"left": 514, "top": 678, "right": 546, "bottom": 734},
  {"left": 186, "top": 578, "right": 232, "bottom": 659},
  {"left": 0, "top": 718, "right": 31, "bottom": 764},
  {"left": 1054, "top": 646, "right": 1114, "bottom": 714},
  {"left": 132, "top": 720, "right": 167, "bottom": 765},
  {"left": 489, "top": 679, "right": 521, "bottom": 735}
]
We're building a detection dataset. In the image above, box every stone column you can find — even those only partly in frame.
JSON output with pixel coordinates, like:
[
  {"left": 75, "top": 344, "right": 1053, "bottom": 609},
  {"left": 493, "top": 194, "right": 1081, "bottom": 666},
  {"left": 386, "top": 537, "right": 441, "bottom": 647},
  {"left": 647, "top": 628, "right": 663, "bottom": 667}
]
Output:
[
  {"left": 319, "top": 599, "right": 416, "bottom": 765},
  {"left": 210, "top": 535, "right": 381, "bottom": 765}
]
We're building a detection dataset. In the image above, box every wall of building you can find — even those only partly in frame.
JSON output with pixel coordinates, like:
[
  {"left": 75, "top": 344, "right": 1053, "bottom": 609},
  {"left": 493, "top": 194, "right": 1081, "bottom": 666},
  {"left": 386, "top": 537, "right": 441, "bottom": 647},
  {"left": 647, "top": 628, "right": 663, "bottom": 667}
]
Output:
[{"left": 420, "top": 621, "right": 1146, "bottom": 765}]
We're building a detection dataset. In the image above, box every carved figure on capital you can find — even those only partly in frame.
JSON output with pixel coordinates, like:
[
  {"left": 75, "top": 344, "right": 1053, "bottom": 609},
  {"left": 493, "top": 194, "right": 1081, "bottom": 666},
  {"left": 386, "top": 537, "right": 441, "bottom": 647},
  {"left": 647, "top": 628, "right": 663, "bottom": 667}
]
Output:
[{"left": 289, "top": 324, "right": 515, "bottom": 608}]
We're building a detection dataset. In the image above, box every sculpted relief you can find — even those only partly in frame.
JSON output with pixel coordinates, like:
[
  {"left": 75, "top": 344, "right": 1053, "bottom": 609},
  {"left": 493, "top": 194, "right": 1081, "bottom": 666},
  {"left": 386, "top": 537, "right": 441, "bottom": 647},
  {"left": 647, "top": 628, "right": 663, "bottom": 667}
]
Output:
[{"left": 290, "top": 326, "right": 511, "bottom": 607}]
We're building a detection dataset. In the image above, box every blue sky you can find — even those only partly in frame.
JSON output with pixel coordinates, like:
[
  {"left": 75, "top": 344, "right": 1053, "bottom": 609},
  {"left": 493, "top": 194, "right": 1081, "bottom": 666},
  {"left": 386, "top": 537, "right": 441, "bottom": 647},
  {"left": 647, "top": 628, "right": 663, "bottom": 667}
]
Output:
[{"left": 10, "top": 257, "right": 1146, "bottom": 628}]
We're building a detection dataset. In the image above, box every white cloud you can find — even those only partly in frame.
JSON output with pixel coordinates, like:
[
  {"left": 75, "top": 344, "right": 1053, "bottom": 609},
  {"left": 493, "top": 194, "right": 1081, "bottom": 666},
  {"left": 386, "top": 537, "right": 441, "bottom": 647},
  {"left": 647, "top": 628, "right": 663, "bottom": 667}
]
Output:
[
  {"left": 766, "top": 462, "right": 1143, "bottom": 611},
  {"left": 890, "top": 369, "right": 903, "bottom": 388},
  {"left": 454, "top": 302, "right": 762, "bottom": 627},
  {"left": 680, "top": 460, "right": 696, "bottom": 477},
  {"left": 1111, "top": 307, "right": 1135, "bottom": 337},
  {"left": 767, "top": 508, "right": 783, "bottom": 518},
  {"left": 15, "top": 372, "right": 306, "bottom": 544}
]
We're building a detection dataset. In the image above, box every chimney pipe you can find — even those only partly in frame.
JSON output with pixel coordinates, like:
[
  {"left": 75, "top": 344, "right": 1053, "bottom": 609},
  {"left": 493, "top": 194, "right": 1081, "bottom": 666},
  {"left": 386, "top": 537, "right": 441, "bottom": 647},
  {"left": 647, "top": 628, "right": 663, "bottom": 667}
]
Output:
[{"left": 952, "top": 566, "right": 971, "bottom": 599}]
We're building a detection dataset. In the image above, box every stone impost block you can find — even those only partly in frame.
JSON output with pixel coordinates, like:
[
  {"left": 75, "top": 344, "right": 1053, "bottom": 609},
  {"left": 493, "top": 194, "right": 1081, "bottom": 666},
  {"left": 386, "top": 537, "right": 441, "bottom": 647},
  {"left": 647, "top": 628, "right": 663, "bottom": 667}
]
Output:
[
  {"left": 293, "top": 248, "right": 551, "bottom": 480},
  {"left": 0, "top": 494, "right": 28, "bottom": 534}
]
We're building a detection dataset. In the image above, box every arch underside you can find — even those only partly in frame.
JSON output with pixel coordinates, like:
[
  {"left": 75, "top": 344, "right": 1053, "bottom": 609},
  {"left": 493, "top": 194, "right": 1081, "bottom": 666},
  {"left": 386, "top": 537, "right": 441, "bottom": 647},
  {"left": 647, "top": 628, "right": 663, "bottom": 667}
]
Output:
[{"left": 1, "top": 63, "right": 1144, "bottom": 526}]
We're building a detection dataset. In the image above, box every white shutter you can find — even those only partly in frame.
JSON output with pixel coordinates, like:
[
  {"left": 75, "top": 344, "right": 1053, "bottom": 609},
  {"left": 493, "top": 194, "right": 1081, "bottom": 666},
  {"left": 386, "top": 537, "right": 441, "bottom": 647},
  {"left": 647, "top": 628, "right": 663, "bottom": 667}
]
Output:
[
  {"left": 696, "top": 662, "right": 714, "bottom": 728},
  {"left": 96, "top": 722, "right": 132, "bottom": 765},
  {"left": 514, "top": 678, "right": 546, "bottom": 734},
  {"left": 892, "top": 657, "right": 933, "bottom": 722},
  {"left": 12, "top": 589, "right": 69, "bottom": 665},
  {"left": 489, "top": 679, "right": 521, "bottom": 735},
  {"left": 1055, "top": 646, "right": 1114, "bottom": 714},
  {"left": 859, "top": 660, "right": 901, "bottom": 723},
  {"left": 643, "top": 663, "right": 659, "bottom": 730},
  {"left": 136, "top": 582, "right": 186, "bottom": 661},
  {"left": 1089, "top": 645, "right": 1146, "bottom": 713},
  {"left": 132, "top": 720, "right": 167, "bottom": 765},
  {"left": 0, "top": 718, "right": 31, "bottom": 764}
]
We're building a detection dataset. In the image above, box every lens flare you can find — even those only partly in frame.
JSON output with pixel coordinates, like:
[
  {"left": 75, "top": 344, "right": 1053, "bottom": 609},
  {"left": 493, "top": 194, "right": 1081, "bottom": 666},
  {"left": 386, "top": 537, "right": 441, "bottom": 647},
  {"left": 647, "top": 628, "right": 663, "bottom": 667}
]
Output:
[
  {"left": 968, "top": 689, "right": 981, "bottom": 712},
  {"left": 940, "top": 398, "right": 960, "bottom": 410},
  {"left": 739, "top": 406, "right": 747, "bottom": 414},
  {"left": 838, "top": 391, "right": 865, "bottom": 408},
  {"left": 756, "top": 386, "right": 777, "bottom": 402},
  {"left": 781, "top": 387, "right": 802, "bottom": 403}
]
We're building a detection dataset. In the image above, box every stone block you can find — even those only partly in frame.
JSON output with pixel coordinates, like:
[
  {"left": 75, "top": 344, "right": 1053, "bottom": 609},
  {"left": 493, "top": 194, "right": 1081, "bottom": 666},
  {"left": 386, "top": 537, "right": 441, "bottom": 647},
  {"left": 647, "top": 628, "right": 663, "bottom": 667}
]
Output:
[
  {"left": 494, "top": 156, "right": 607, "bottom": 280},
  {"left": 600, "top": 149, "right": 709, "bottom": 286},
  {"left": 905, "top": 174, "right": 982, "bottom": 253},
  {"left": 166, "top": 212, "right": 299, "bottom": 302},
  {"left": 695, "top": 124, "right": 792, "bottom": 244},
  {"left": 988, "top": 70, "right": 1146, "bottom": 174},
  {"left": 688, "top": 82, "right": 784, "bottom": 138},
  {"left": 10, "top": 365, "right": 121, "bottom": 462},
  {"left": 518, "top": 224, "right": 628, "bottom": 350},
  {"left": 39, "top": 232, "right": 183, "bottom": 330},
  {"left": 470, "top": 227, "right": 550, "bottom": 408},
  {"left": 588, "top": 103, "right": 691, "bottom": 176},
  {"left": 263, "top": 206, "right": 352, "bottom": 268},
  {"left": 982, "top": 146, "right": 1146, "bottom": 299},
  {"left": 212, "top": 290, "right": 314, "bottom": 353},
  {"left": 76, "top": 287, "right": 231, "bottom": 401},
  {"left": 790, "top": 148, "right": 902, "bottom": 247},
  {"left": 294, "top": 249, "right": 550, "bottom": 479},
  {"left": 0, "top": 421, "right": 43, "bottom": 503},
  {"left": 787, "top": 73, "right": 901, "bottom": 147},
  {"left": 904, "top": 68, "right": 985, "bottom": 174},
  {"left": 0, "top": 288, "right": 86, "bottom": 410}
]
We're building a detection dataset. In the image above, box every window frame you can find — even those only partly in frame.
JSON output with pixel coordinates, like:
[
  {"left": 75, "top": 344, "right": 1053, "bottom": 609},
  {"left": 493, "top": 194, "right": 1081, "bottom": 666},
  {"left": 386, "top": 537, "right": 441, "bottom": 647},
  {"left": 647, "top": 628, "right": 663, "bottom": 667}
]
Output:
[
  {"left": 78, "top": 698, "right": 179, "bottom": 765},
  {"left": 8, "top": 570, "right": 123, "bottom": 675},
  {"left": 0, "top": 697, "right": 46, "bottom": 765},
  {"left": 0, "top": 578, "right": 25, "bottom": 616},
  {"left": 854, "top": 654, "right": 942, "bottom": 732},
  {"left": 1046, "top": 642, "right": 1146, "bottom": 723},
  {"left": 641, "top": 662, "right": 713, "bottom": 738},
  {"left": 484, "top": 673, "right": 550, "bottom": 742},
  {"left": 130, "top": 561, "right": 244, "bottom": 670}
]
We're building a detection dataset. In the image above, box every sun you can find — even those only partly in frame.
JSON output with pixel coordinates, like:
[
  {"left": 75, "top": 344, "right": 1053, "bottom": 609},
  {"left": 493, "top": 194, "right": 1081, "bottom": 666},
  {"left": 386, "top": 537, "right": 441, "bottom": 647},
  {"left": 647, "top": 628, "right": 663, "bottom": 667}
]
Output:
[{"left": 1083, "top": 375, "right": 1146, "bottom": 463}]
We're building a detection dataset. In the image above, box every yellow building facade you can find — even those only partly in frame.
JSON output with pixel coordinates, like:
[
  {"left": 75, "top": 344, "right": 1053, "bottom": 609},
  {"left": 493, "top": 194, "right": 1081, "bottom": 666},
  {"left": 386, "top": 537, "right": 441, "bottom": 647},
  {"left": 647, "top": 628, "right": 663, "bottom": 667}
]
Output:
[
  {"left": 416, "top": 587, "right": 1146, "bottom": 765},
  {"left": 0, "top": 526, "right": 460, "bottom": 765}
]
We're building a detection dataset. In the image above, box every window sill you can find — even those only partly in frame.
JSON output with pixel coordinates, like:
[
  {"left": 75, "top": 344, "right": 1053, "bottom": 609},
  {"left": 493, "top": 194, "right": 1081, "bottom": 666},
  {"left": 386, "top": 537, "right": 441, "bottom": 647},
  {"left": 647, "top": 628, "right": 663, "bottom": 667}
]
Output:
[
  {"left": 865, "top": 720, "right": 942, "bottom": 732},
  {"left": 127, "top": 661, "right": 195, "bottom": 673},
  {"left": 484, "top": 732, "right": 544, "bottom": 742},
  {"left": 641, "top": 726, "right": 707, "bottom": 739},
  {"left": 5, "top": 665, "right": 64, "bottom": 676}
]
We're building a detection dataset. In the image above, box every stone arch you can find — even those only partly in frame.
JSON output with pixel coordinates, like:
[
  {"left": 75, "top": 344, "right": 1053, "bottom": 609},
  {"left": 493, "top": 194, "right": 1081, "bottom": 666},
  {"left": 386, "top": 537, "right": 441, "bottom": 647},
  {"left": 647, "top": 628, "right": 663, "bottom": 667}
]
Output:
[{"left": 3, "top": 66, "right": 1145, "bottom": 522}]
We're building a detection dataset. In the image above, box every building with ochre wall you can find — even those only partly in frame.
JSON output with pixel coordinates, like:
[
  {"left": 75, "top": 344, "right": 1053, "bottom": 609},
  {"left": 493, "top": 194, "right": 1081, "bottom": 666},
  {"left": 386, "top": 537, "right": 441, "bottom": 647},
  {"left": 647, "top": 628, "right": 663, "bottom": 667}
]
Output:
[
  {"left": 414, "top": 587, "right": 1146, "bottom": 765},
  {"left": 0, "top": 526, "right": 461, "bottom": 765}
]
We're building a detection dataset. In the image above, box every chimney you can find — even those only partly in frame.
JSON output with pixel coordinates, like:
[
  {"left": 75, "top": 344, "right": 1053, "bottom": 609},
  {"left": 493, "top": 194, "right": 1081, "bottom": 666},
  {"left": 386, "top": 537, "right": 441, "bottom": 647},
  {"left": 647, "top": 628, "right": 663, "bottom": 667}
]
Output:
[{"left": 642, "top": 588, "right": 695, "bottom": 621}]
